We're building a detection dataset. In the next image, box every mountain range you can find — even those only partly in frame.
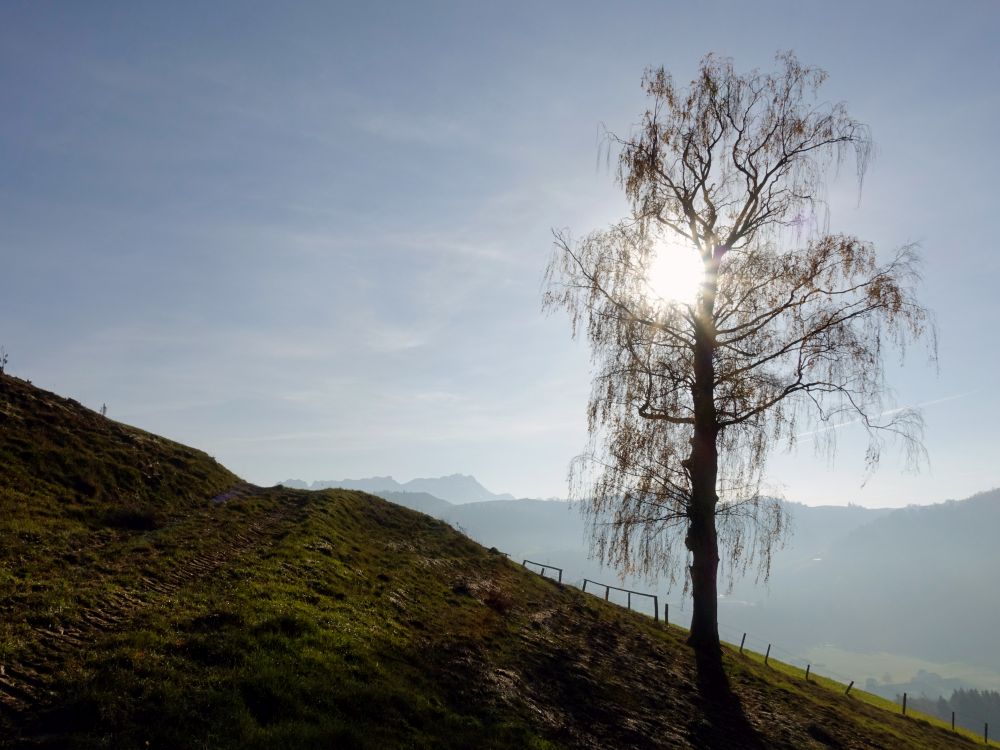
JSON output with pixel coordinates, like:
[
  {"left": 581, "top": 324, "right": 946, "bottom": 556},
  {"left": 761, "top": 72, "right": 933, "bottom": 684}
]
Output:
[{"left": 279, "top": 473, "right": 516, "bottom": 504}]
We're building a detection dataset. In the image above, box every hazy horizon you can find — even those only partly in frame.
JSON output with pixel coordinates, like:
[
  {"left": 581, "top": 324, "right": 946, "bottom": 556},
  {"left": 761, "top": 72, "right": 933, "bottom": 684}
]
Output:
[{"left": 277, "top": 471, "right": 999, "bottom": 510}]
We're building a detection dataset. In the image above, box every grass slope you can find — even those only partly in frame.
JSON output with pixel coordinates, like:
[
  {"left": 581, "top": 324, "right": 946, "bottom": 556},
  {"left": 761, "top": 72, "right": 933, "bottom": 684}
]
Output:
[{"left": 0, "top": 373, "right": 991, "bottom": 749}]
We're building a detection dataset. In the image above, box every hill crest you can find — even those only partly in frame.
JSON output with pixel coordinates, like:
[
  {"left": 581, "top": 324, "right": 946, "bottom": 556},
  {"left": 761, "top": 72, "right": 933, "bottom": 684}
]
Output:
[{"left": 1, "top": 373, "right": 990, "bottom": 749}]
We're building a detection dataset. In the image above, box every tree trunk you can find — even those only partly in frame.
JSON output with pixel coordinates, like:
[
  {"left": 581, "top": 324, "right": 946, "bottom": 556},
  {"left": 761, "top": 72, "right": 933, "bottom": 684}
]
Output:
[
  {"left": 686, "top": 403, "right": 721, "bottom": 653},
  {"left": 686, "top": 253, "right": 722, "bottom": 656}
]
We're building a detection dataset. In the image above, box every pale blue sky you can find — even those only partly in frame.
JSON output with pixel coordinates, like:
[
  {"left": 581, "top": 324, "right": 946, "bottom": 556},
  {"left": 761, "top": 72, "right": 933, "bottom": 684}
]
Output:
[{"left": 2, "top": 1, "right": 998, "bottom": 506}]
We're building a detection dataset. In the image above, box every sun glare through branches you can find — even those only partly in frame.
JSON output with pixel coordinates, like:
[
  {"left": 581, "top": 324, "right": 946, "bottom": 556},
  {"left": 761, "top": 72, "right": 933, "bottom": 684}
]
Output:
[{"left": 644, "top": 237, "right": 703, "bottom": 306}]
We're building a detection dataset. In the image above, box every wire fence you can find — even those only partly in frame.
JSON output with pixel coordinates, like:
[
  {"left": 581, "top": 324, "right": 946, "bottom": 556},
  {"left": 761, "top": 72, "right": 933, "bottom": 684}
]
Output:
[{"left": 518, "top": 556, "right": 999, "bottom": 746}]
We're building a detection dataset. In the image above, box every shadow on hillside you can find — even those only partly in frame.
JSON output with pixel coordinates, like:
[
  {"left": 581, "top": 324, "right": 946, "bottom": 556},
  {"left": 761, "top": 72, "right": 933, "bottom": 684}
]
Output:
[{"left": 689, "top": 649, "right": 767, "bottom": 750}]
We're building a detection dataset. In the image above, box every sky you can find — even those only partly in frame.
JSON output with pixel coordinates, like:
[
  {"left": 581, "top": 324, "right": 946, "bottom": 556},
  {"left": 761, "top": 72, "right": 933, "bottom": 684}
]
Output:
[{"left": 2, "top": 1, "right": 998, "bottom": 507}]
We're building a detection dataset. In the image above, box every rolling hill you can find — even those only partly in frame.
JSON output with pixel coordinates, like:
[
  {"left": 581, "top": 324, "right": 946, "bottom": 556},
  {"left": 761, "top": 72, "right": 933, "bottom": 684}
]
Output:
[{"left": 0, "top": 372, "right": 991, "bottom": 749}]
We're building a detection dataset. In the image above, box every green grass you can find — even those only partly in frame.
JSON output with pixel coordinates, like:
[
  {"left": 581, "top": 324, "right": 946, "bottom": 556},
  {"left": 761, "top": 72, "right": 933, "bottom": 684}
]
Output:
[
  {"left": 14, "top": 488, "right": 566, "bottom": 749},
  {"left": 733, "top": 642, "right": 1000, "bottom": 747},
  {"left": 2, "top": 372, "right": 995, "bottom": 749}
]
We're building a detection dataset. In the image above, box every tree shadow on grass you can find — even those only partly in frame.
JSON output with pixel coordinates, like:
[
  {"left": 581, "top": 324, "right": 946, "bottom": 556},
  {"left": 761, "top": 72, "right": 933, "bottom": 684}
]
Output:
[{"left": 688, "top": 647, "right": 768, "bottom": 750}]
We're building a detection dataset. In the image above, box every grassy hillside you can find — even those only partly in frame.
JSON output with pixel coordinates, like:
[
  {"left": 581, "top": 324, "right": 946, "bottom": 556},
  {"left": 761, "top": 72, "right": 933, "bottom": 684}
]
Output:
[{"left": 0, "top": 373, "right": 992, "bottom": 748}]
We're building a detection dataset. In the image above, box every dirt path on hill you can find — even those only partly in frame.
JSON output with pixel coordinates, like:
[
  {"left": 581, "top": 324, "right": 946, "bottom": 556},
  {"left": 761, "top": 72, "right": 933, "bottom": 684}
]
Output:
[{"left": 0, "top": 484, "right": 296, "bottom": 734}]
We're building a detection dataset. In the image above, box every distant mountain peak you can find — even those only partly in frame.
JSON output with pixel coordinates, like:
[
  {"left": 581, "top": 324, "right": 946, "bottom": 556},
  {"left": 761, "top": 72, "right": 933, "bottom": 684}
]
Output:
[{"left": 280, "top": 473, "right": 515, "bottom": 504}]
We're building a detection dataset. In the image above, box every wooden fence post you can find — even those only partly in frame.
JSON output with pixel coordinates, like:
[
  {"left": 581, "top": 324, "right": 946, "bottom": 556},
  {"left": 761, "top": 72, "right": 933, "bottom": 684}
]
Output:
[
  {"left": 845, "top": 681, "right": 854, "bottom": 696},
  {"left": 805, "top": 664, "right": 811, "bottom": 681},
  {"left": 764, "top": 644, "right": 771, "bottom": 666},
  {"left": 665, "top": 602, "right": 669, "bottom": 626},
  {"left": 985, "top": 722, "right": 989, "bottom": 744},
  {"left": 951, "top": 711, "right": 955, "bottom": 732},
  {"left": 739, "top": 633, "right": 746, "bottom": 654},
  {"left": 902, "top": 692, "right": 907, "bottom": 716},
  {"left": 577, "top": 579, "right": 661, "bottom": 623}
]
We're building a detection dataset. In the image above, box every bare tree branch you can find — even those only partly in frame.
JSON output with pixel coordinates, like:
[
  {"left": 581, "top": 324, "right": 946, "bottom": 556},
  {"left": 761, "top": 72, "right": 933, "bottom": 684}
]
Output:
[{"left": 543, "top": 52, "right": 935, "bottom": 654}]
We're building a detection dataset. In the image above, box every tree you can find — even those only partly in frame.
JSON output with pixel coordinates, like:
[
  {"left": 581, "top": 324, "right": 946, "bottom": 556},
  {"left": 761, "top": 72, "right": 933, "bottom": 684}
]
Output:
[{"left": 544, "top": 53, "right": 934, "bottom": 657}]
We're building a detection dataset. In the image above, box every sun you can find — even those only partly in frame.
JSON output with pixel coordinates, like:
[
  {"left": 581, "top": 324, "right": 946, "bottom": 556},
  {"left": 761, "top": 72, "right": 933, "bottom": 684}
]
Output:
[{"left": 645, "top": 238, "right": 704, "bottom": 306}]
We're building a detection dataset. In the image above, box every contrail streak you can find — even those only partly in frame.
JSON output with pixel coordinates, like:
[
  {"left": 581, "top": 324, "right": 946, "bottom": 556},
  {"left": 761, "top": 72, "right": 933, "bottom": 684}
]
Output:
[{"left": 795, "top": 390, "right": 976, "bottom": 439}]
